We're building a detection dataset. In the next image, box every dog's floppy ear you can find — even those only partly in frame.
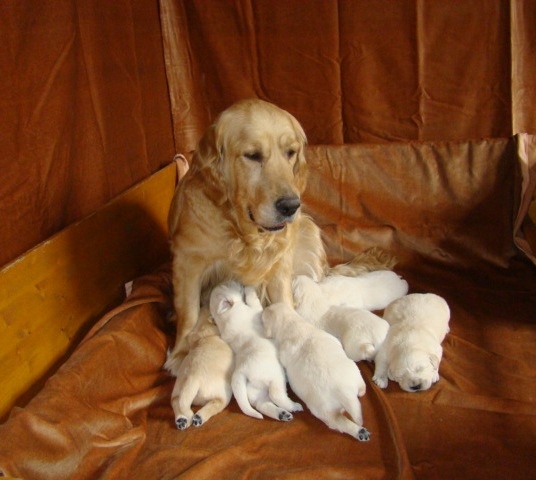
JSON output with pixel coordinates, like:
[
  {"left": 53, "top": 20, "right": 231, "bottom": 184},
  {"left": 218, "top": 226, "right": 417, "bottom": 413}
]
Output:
[
  {"left": 288, "top": 114, "right": 308, "bottom": 194},
  {"left": 192, "top": 123, "right": 227, "bottom": 202},
  {"left": 429, "top": 354, "right": 440, "bottom": 370}
]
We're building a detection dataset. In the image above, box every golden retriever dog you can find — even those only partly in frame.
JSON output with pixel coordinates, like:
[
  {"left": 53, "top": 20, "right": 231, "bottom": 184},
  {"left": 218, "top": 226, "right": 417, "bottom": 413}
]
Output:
[{"left": 167, "top": 98, "right": 392, "bottom": 361}]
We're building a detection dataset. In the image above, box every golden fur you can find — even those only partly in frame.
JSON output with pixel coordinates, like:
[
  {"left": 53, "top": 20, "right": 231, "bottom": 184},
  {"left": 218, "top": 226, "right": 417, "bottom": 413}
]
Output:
[{"left": 168, "top": 99, "right": 393, "bottom": 360}]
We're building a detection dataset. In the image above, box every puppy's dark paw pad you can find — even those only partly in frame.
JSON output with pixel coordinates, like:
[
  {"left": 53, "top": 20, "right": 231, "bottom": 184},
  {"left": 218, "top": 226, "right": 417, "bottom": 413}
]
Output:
[
  {"left": 357, "top": 427, "right": 371, "bottom": 442},
  {"left": 278, "top": 411, "right": 293, "bottom": 422},
  {"left": 192, "top": 414, "right": 203, "bottom": 427},
  {"left": 175, "top": 416, "right": 188, "bottom": 430}
]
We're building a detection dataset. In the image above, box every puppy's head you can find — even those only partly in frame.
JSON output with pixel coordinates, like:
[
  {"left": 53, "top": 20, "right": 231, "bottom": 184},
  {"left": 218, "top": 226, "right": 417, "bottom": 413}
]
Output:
[
  {"left": 388, "top": 350, "right": 440, "bottom": 392},
  {"left": 194, "top": 99, "right": 308, "bottom": 233},
  {"left": 209, "top": 281, "right": 244, "bottom": 322}
]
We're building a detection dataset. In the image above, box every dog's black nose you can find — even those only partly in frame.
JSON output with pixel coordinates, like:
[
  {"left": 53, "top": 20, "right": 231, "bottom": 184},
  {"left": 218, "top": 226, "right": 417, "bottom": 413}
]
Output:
[
  {"left": 410, "top": 383, "right": 422, "bottom": 391},
  {"left": 275, "top": 195, "right": 301, "bottom": 218}
]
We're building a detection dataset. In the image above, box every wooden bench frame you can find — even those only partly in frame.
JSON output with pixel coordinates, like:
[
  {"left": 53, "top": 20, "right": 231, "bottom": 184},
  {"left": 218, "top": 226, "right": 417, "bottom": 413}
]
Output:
[{"left": 0, "top": 163, "right": 178, "bottom": 420}]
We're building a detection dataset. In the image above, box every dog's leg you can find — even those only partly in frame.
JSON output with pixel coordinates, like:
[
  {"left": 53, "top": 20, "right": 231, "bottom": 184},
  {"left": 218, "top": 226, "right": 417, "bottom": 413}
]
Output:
[
  {"left": 171, "top": 260, "right": 203, "bottom": 361},
  {"left": 329, "top": 246, "right": 397, "bottom": 276},
  {"left": 254, "top": 394, "right": 294, "bottom": 422},
  {"left": 372, "top": 348, "right": 389, "bottom": 388},
  {"left": 231, "top": 372, "right": 263, "bottom": 419},
  {"left": 323, "top": 411, "right": 371, "bottom": 442},
  {"left": 266, "top": 266, "right": 294, "bottom": 306},
  {"left": 171, "top": 377, "right": 199, "bottom": 430},
  {"left": 268, "top": 380, "right": 303, "bottom": 413},
  {"left": 192, "top": 397, "right": 229, "bottom": 427}
]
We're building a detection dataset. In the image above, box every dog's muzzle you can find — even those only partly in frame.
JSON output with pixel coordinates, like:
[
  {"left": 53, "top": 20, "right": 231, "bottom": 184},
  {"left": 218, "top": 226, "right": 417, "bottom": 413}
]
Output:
[{"left": 249, "top": 195, "right": 301, "bottom": 232}]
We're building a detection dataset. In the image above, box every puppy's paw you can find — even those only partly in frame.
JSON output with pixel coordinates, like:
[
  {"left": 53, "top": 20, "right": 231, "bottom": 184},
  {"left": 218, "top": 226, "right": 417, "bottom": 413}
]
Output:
[
  {"left": 290, "top": 401, "right": 303, "bottom": 412},
  {"left": 432, "top": 371, "right": 440, "bottom": 384},
  {"left": 192, "top": 414, "right": 203, "bottom": 427},
  {"left": 373, "top": 375, "right": 388, "bottom": 389},
  {"left": 278, "top": 410, "right": 293, "bottom": 422},
  {"left": 175, "top": 416, "right": 189, "bottom": 430},
  {"left": 356, "top": 427, "right": 371, "bottom": 442}
]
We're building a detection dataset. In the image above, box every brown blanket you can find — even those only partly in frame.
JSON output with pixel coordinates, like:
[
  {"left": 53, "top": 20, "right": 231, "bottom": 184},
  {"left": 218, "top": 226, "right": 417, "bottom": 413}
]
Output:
[{"left": 1, "top": 140, "right": 535, "bottom": 479}]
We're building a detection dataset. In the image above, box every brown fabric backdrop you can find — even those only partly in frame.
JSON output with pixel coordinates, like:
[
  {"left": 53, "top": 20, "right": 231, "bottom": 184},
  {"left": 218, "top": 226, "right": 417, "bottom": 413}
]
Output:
[
  {"left": 0, "top": 1, "right": 175, "bottom": 267},
  {"left": 1, "top": 1, "right": 535, "bottom": 262}
]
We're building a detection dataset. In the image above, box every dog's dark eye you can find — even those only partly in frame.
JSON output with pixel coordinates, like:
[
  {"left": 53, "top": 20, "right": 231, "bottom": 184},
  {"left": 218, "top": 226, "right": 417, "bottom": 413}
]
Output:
[
  {"left": 286, "top": 149, "right": 297, "bottom": 159},
  {"left": 244, "top": 151, "right": 263, "bottom": 162}
]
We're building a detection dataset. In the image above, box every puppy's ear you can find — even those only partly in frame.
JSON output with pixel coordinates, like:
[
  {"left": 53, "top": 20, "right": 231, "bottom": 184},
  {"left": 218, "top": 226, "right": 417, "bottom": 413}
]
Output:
[
  {"left": 429, "top": 354, "right": 440, "bottom": 370},
  {"left": 261, "top": 311, "right": 274, "bottom": 338},
  {"left": 217, "top": 297, "right": 234, "bottom": 315}
]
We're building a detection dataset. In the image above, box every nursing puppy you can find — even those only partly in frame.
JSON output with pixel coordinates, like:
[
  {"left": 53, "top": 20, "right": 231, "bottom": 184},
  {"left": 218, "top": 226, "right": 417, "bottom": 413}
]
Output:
[
  {"left": 321, "top": 307, "right": 389, "bottom": 362},
  {"left": 210, "top": 281, "right": 302, "bottom": 421},
  {"left": 373, "top": 293, "right": 450, "bottom": 392},
  {"left": 293, "top": 274, "right": 394, "bottom": 361},
  {"left": 262, "top": 303, "right": 370, "bottom": 441},
  {"left": 165, "top": 307, "right": 233, "bottom": 430},
  {"left": 318, "top": 270, "right": 409, "bottom": 312}
]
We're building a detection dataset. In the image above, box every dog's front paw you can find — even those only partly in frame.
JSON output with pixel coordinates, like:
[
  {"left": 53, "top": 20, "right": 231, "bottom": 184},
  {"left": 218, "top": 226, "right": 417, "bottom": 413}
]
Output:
[
  {"left": 373, "top": 375, "right": 388, "bottom": 389},
  {"left": 175, "top": 416, "right": 189, "bottom": 430},
  {"left": 278, "top": 410, "right": 293, "bottom": 422},
  {"left": 290, "top": 401, "right": 303, "bottom": 412},
  {"left": 192, "top": 414, "right": 203, "bottom": 427},
  {"left": 356, "top": 427, "right": 371, "bottom": 442}
]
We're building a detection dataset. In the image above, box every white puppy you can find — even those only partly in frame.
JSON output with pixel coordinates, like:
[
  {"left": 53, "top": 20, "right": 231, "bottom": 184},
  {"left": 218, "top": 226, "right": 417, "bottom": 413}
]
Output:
[
  {"left": 318, "top": 270, "right": 409, "bottom": 311},
  {"left": 262, "top": 303, "right": 370, "bottom": 441},
  {"left": 373, "top": 293, "right": 450, "bottom": 392},
  {"left": 293, "top": 275, "right": 390, "bottom": 361},
  {"left": 165, "top": 307, "right": 234, "bottom": 429},
  {"left": 209, "top": 281, "right": 302, "bottom": 421}
]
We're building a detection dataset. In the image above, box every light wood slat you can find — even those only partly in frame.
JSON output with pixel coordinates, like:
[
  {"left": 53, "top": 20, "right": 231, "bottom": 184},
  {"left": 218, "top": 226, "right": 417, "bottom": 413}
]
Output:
[{"left": 0, "top": 163, "right": 177, "bottom": 419}]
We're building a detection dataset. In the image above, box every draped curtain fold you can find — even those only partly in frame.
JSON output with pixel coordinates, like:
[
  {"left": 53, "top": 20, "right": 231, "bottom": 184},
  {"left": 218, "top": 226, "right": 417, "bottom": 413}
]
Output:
[{"left": 159, "top": 0, "right": 536, "bottom": 262}]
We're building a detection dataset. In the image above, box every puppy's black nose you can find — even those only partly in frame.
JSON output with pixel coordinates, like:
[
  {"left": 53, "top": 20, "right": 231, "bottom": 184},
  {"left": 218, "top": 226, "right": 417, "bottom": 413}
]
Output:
[
  {"left": 410, "top": 383, "right": 422, "bottom": 391},
  {"left": 275, "top": 195, "right": 301, "bottom": 217}
]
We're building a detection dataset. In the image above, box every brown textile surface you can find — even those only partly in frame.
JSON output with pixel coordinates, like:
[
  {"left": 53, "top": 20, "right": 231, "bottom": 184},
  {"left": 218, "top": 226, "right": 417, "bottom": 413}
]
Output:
[
  {"left": 3, "top": 1, "right": 536, "bottom": 268},
  {"left": 0, "top": 141, "right": 535, "bottom": 479}
]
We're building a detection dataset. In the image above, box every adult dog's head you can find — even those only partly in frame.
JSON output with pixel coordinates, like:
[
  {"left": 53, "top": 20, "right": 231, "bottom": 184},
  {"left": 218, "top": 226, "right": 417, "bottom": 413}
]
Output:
[{"left": 194, "top": 99, "right": 308, "bottom": 233}]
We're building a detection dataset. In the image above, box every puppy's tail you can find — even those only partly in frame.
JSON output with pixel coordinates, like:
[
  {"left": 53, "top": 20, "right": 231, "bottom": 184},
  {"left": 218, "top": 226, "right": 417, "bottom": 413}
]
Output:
[
  {"left": 329, "top": 247, "right": 397, "bottom": 277},
  {"left": 231, "top": 373, "right": 263, "bottom": 420}
]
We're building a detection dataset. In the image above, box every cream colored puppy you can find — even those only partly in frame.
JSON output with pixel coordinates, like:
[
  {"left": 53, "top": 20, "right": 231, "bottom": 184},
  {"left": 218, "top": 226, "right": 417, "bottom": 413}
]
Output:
[
  {"left": 373, "top": 293, "right": 450, "bottom": 392},
  {"left": 318, "top": 270, "right": 409, "bottom": 312},
  {"left": 262, "top": 303, "right": 370, "bottom": 441},
  {"left": 165, "top": 307, "right": 233, "bottom": 429},
  {"left": 210, "top": 281, "right": 302, "bottom": 421},
  {"left": 293, "top": 275, "right": 391, "bottom": 361}
]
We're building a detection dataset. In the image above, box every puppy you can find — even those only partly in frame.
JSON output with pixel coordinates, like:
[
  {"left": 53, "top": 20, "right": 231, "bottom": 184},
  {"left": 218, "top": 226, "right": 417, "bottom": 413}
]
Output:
[
  {"left": 164, "top": 307, "right": 233, "bottom": 429},
  {"left": 373, "top": 293, "right": 450, "bottom": 392},
  {"left": 318, "top": 270, "right": 409, "bottom": 312},
  {"left": 293, "top": 274, "right": 395, "bottom": 361},
  {"left": 321, "top": 306, "right": 390, "bottom": 362},
  {"left": 262, "top": 303, "right": 370, "bottom": 441},
  {"left": 210, "top": 281, "right": 302, "bottom": 421}
]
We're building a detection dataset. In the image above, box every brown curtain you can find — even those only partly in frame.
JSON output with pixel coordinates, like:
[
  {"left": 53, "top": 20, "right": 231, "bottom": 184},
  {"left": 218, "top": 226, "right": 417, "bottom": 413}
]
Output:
[
  {"left": 0, "top": 1, "right": 175, "bottom": 267},
  {"left": 159, "top": 0, "right": 536, "bottom": 261},
  {"left": 160, "top": 0, "right": 536, "bottom": 150},
  {"left": 2, "top": 0, "right": 535, "bottom": 267}
]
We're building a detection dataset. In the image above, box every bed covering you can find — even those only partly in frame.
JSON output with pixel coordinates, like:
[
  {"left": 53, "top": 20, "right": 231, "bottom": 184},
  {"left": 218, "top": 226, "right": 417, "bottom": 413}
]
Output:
[{"left": 1, "top": 140, "right": 535, "bottom": 479}]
